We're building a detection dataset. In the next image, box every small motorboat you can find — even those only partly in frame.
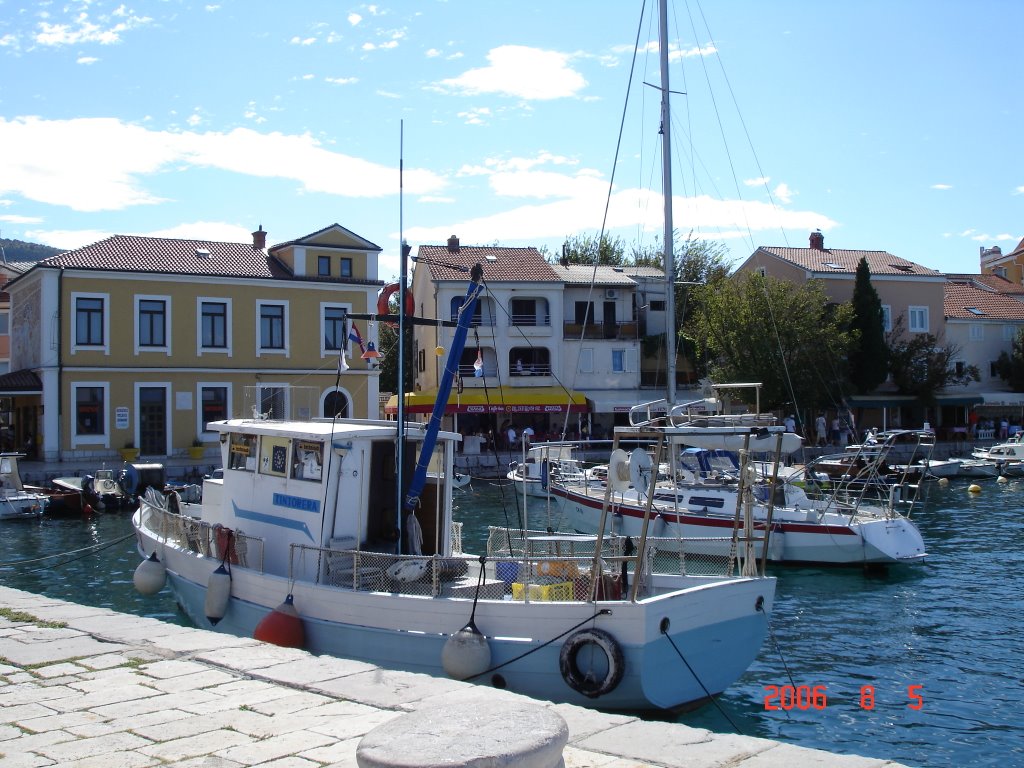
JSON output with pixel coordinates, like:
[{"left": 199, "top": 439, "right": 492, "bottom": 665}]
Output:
[
  {"left": 53, "top": 469, "right": 130, "bottom": 511},
  {"left": 0, "top": 453, "right": 46, "bottom": 520}
]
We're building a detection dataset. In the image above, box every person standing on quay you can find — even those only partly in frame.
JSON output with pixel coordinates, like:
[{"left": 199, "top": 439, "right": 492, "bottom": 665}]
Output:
[{"left": 815, "top": 414, "right": 827, "bottom": 447}]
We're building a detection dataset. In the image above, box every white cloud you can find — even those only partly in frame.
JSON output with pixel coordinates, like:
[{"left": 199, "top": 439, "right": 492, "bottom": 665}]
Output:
[
  {"left": 77, "top": 56, "right": 99, "bottom": 64},
  {"left": 0, "top": 34, "right": 18, "bottom": 48},
  {"left": 0, "top": 116, "right": 448, "bottom": 212},
  {"left": 1014, "top": 186, "right": 1024, "bottom": 195},
  {"left": 772, "top": 182, "right": 794, "bottom": 204},
  {"left": 205, "top": 5, "right": 221, "bottom": 12},
  {"left": 426, "top": 48, "right": 441, "bottom": 58},
  {"left": 34, "top": 9, "right": 152, "bottom": 46},
  {"left": 348, "top": 13, "right": 362, "bottom": 26},
  {"left": 186, "top": 113, "right": 202, "bottom": 127},
  {"left": 437, "top": 45, "right": 586, "bottom": 100},
  {"left": 290, "top": 36, "right": 317, "bottom": 46},
  {"left": 744, "top": 177, "right": 770, "bottom": 187},
  {"left": 931, "top": 183, "right": 952, "bottom": 190},
  {"left": 0, "top": 214, "right": 43, "bottom": 224},
  {"left": 326, "top": 76, "right": 358, "bottom": 85},
  {"left": 457, "top": 107, "right": 492, "bottom": 126}
]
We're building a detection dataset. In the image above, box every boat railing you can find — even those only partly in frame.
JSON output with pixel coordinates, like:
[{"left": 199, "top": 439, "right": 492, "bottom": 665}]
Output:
[{"left": 141, "top": 502, "right": 264, "bottom": 572}]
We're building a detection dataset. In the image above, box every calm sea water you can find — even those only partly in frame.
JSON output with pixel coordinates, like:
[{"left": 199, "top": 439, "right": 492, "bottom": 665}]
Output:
[{"left": 1, "top": 477, "right": 1021, "bottom": 768}]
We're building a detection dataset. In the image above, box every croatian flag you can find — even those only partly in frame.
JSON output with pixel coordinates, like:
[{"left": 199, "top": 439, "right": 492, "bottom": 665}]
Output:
[{"left": 348, "top": 323, "right": 366, "bottom": 354}]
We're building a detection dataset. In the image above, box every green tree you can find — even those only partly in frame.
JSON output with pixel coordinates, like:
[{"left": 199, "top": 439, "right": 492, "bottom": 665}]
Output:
[
  {"left": 545, "top": 233, "right": 627, "bottom": 265},
  {"left": 886, "top": 315, "right": 979, "bottom": 404},
  {"left": 994, "top": 329, "right": 1024, "bottom": 390},
  {"left": 688, "top": 272, "right": 854, "bottom": 410},
  {"left": 848, "top": 257, "right": 889, "bottom": 393}
]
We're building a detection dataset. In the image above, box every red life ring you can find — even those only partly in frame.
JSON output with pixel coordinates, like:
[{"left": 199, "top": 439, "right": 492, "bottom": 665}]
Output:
[{"left": 377, "top": 283, "right": 414, "bottom": 327}]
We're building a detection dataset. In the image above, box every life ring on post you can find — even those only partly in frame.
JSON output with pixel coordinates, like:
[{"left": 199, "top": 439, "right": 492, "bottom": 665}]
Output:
[
  {"left": 559, "top": 627, "right": 624, "bottom": 698},
  {"left": 377, "top": 283, "right": 414, "bottom": 328}
]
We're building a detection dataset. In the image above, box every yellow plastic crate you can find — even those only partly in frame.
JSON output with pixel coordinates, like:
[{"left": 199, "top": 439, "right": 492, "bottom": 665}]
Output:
[{"left": 511, "top": 581, "right": 573, "bottom": 601}]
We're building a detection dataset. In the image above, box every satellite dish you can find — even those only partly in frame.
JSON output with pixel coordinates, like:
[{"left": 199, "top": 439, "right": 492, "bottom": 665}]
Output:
[
  {"left": 629, "top": 448, "right": 654, "bottom": 493},
  {"left": 608, "top": 449, "right": 631, "bottom": 491}
]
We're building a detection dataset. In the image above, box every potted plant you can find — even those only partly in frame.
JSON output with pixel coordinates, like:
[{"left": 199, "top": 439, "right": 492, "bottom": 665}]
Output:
[
  {"left": 188, "top": 436, "right": 205, "bottom": 460},
  {"left": 120, "top": 440, "right": 139, "bottom": 462}
]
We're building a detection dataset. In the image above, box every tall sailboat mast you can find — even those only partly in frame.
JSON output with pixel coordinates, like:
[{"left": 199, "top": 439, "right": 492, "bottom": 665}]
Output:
[{"left": 659, "top": 0, "right": 677, "bottom": 405}]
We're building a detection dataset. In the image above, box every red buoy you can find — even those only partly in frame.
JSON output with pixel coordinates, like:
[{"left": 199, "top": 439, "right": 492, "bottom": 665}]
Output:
[{"left": 253, "top": 594, "right": 305, "bottom": 648}]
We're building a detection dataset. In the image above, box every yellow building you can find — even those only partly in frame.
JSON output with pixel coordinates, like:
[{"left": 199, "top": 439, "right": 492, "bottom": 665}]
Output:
[{"left": 4, "top": 224, "right": 383, "bottom": 464}]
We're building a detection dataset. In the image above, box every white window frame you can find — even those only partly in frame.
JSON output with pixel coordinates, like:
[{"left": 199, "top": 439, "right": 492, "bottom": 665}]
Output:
[
  {"left": 71, "top": 291, "right": 110, "bottom": 355},
  {"left": 71, "top": 381, "right": 109, "bottom": 447},
  {"left": 135, "top": 294, "right": 172, "bottom": 356},
  {"left": 256, "top": 300, "right": 290, "bottom": 357},
  {"left": 197, "top": 297, "right": 233, "bottom": 357},
  {"left": 320, "top": 302, "right": 352, "bottom": 358},
  {"left": 197, "top": 382, "right": 232, "bottom": 439},
  {"left": 1004, "top": 324, "right": 1018, "bottom": 342},
  {"left": 612, "top": 349, "right": 626, "bottom": 373},
  {"left": 881, "top": 305, "right": 892, "bottom": 333},
  {"left": 969, "top": 324, "right": 984, "bottom": 342},
  {"left": 908, "top": 305, "right": 929, "bottom": 333}
]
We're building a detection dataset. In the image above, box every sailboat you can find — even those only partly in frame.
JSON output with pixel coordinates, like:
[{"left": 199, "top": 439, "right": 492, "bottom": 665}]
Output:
[{"left": 130, "top": 1, "right": 776, "bottom": 711}]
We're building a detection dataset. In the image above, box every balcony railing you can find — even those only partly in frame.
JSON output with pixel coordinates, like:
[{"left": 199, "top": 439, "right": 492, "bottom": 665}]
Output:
[
  {"left": 563, "top": 321, "right": 639, "bottom": 340},
  {"left": 509, "top": 314, "right": 551, "bottom": 327}
]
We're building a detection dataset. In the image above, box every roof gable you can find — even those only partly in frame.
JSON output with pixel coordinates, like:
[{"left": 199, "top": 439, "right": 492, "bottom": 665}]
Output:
[{"left": 270, "top": 223, "right": 381, "bottom": 253}]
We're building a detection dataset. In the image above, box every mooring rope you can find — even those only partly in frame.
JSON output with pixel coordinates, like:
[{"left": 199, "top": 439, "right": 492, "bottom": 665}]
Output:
[
  {"left": 0, "top": 533, "right": 137, "bottom": 575},
  {"left": 661, "top": 625, "right": 743, "bottom": 734}
]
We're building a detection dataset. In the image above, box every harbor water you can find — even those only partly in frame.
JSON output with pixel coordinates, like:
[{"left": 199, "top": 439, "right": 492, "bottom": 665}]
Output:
[{"left": 1, "top": 476, "right": 1021, "bottom": 768}]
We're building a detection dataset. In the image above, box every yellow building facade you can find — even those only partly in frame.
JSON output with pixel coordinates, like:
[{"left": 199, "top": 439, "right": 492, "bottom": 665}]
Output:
[{"left": 5, "top": 224, "right": 383, "bottom": 464}]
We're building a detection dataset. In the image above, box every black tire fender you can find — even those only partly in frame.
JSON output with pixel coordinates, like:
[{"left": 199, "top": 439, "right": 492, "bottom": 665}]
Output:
[{"left": 559, "top": 627, "right": 624, "bottom": 698}]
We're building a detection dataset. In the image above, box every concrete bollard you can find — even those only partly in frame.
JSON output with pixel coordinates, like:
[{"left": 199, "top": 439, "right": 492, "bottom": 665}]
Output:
[{"left": 356, "top": 700, "right": 568, "bottom": 768}]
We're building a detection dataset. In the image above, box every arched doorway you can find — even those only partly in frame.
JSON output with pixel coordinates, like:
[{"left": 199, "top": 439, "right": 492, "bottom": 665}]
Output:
[{"left": 323, "top": 390, "right": 350, "bottom": 419}]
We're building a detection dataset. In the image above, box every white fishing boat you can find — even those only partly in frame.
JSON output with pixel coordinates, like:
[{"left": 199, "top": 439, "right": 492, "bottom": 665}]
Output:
[
  {"left": 131, "top": 264, "right": 776, "bottom": 711},
  {"left": 0, "top": 453, "right": 46, "bottom": 520},
  {"left": 507, "top": 444, "right": 578, "bottom": 497},
  {"left": 548, "top": 407, "right": 928, "bottom": 567}
]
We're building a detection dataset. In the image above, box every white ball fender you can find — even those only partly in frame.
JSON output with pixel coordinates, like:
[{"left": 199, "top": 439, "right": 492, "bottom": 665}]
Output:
[
  {"left": 441, "top": 621, "right": 491, "bottom": 680},
  {"left": 133, "top": 551, "right": 166, "bottom": 595}
]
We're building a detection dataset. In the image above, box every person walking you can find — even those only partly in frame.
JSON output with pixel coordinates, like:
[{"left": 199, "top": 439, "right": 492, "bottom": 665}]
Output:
[{"left": 815, "top": 414, "right": 827, "bottom": 447}]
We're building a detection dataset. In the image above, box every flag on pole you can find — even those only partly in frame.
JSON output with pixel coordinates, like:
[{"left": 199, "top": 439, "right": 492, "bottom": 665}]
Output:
[
  {"left": 473, "top": 349, "right": 484, "bottom": 377},
  {"left": 348, "top": 323, "right": 366, "bottom": 354}
]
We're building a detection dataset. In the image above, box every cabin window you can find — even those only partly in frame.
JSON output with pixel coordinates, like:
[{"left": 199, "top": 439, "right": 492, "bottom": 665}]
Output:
[
  {"left": 292, "top": 439, "right": 324, "bottom": 481},
  {"left": 228, "top": 433, "right": 256, "bottom": 471},
  {"left": 259, "top": 436, "right": 290, "bottom": 477}
]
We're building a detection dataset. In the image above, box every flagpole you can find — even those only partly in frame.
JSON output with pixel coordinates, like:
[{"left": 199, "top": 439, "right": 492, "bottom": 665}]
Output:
[{"left": 396, "top": 120, "right": 407, "bottom": 553}]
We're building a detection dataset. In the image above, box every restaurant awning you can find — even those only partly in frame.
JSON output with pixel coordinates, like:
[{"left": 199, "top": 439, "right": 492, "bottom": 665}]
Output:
[{"left": 384, "top": 386, "right": 589, "bottom": 415}]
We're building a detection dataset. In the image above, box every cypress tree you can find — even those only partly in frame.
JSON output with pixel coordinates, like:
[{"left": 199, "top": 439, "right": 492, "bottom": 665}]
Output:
[{"left": 849, "top": 257, "right": 889, "bottom": 393}]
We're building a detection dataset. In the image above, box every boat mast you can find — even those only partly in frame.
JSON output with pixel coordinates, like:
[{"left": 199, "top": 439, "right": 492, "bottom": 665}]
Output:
[{"left": 659, "top": 0, "right": 677, "bottom": 407}]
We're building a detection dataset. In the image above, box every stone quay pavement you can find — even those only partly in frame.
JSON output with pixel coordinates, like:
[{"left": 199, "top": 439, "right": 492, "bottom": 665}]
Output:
[{"left": 0, "top": 586, "right": 911, "bottom": 768}]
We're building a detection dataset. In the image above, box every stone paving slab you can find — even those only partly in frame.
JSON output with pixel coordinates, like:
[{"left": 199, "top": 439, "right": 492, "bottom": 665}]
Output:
[{"left": 0, "top": 587, "right": 913, "bottom": 768}]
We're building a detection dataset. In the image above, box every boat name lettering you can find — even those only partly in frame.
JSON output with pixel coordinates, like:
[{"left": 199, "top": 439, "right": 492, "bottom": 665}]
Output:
[{"left": 272, "top": 493, "right": 320, "bottom": 514}]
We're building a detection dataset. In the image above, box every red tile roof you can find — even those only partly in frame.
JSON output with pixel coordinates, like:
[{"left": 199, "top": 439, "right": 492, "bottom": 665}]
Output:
[
  {"left": 415, "top": 244, "right": 561, "bottom": 282},
  {"left": 944, "top": 282, "right": 1024, "bottom": 320},
  {"left": 947, "top": 273, "right": 1024, "bottom": 296},
  {"left": 758, "top": 247, "right": 941, "bottom": 276},
  {"left": 39, "top": 235, "right": 294, "bottom": 278}
]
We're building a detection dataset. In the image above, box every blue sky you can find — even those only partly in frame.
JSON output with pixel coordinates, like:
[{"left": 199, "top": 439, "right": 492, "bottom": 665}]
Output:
[{"left": 0, "top": 0, "right": 1020, "bottom": 280}]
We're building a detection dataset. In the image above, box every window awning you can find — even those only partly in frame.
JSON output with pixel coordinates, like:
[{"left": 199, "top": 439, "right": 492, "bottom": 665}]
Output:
[
  {"left": 846, "top": 394, "right": 917, "bottom": 409},
  {"left": 385, "top": 386, "right": 589, "bottom": 415}
]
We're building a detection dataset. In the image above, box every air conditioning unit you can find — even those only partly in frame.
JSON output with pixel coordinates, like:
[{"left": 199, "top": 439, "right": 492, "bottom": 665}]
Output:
[{"left": 605, "top": 289, "right": 619, "bottom": 299}]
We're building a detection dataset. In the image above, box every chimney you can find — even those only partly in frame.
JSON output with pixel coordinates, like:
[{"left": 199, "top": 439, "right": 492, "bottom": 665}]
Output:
[
  {"left": 447, "top": 235, "right": 460, "bottom": 253},
  {"left": 252, "top": 225, "right": 267, "bottom": 251},
  {"left": 809, "top": 230, "right": 824, "bottom": 251}
]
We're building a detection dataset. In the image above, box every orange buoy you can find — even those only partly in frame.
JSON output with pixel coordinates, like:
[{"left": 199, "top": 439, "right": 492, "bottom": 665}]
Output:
[
  {"left": 377, "top": 283, "right": 414, "bottom": 328},
  {"left": 253, "top": 594, "right": 305, "bottom": 648}
]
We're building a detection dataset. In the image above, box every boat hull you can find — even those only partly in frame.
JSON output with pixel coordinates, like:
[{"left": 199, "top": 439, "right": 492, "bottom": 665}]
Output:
[
  {"left": 551, "top": 484, "right": 926, "bottom": 566},
  {"left": 138, "top": 511, "right": 774, "bottom": 711}
]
